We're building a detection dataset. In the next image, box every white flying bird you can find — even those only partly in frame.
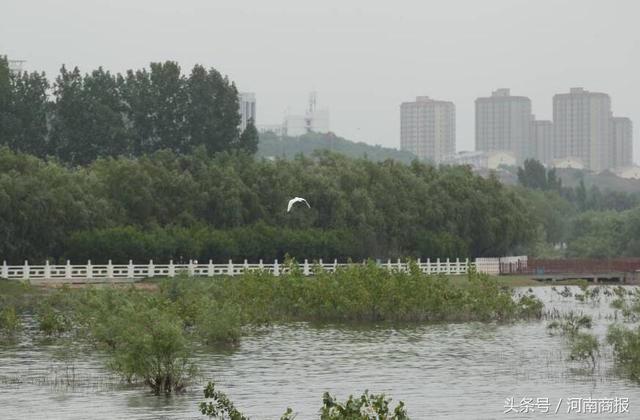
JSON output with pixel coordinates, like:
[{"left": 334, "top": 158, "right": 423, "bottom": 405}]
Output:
[{"left": 287, "top": 197, "right": 311, "bottom": 212}]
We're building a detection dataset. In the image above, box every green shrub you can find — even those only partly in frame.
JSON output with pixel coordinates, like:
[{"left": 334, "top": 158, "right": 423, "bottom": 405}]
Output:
[
  {"left": 37, "top": 303, "right": 72, "bottom": 336},
  {"left": 199, "top": 381, "right": 409, "bottom": 419},
  {"left": 0, "top": 305, "right": 21, "bottom": 335},
  {"left": 568, "top": 332, "right": 599, "bottom": 368}
]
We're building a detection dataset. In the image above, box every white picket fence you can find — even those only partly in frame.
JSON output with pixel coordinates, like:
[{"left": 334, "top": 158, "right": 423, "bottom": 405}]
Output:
[{"left": 0, "top": 256, "right": 526, "bottom": 282}]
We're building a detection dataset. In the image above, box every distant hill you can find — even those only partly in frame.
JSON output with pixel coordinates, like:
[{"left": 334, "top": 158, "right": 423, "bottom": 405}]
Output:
[
  {"left": 258, "top": 131, "right": 417, "bottom": 163},
  {"left": 555, "top": 168, "right": 640, "bottom": 194},
  {"left": 492, "top": 165, "right": 640, "bottom": 194}
]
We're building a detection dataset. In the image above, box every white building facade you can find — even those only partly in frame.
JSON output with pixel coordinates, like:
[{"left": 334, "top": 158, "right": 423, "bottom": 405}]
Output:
[{"left": 239, "top": 92, "right": 256, "bottom": 132}]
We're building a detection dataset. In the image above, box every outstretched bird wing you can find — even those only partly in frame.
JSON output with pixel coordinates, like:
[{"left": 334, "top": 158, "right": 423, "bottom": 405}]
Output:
[{"left": 287, "top": 197, "right": 310, "bottom": 212}]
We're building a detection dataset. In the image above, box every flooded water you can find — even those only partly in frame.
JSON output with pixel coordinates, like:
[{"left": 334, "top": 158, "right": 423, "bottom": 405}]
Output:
[{"left": 1, "top": 286, "right": 639, "bottom": 419}]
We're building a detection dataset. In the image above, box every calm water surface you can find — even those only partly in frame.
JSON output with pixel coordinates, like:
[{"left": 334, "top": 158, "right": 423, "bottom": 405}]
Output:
[{"left": 1, "top": 286, "right": 639, "bottom": 419}]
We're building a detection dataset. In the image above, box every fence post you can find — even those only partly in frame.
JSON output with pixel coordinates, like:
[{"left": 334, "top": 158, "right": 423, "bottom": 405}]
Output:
[
  {"left": 259, "top": 259, "right": 264, "bottom": 270},
  {"left": 169, "top": 260, "right": 175, "bottom": 278},
  {"left": 87, "top": 260, "right": 93, "bottom": 280},
  {"left": 65, "top": 260, "right": 72, "bottom": 280},
  {"left": 397, "top": 258, "right": 402, "bottom": 272},
  {"left": 23, "top": 260, "right": 29, "bottom": 280},
  {"left": 456, "top": 258, "right": 460, "bottom": 274},
  {"left": 188, "top": 260, "right": 194, "bottom": 276},
  {"left": 227, "top": 259, "right": 234, "bottom": 276},
  {"left": 2, "top": 260, "right": 7, "bottom": 279},
  {"left": 148, "top": 259, "right": 155, "bottom": 278},
  {"left": 445, "top": 257, "right": 451, "bottom": 275},
  {"left": 387, "top": 259, "right": 392, "bottom": 271},
  {"left": 244, "top": 259, "right": 249, "bottom": 273},
  {"left": 465, "top": 258, "right": 470, "bottom": 273},
  {"left": 273, "top": 259, "right": 280, "bottom": 276},
  {"left": 427, "top": 258, "right": 431, "bottom": 274},
  {"left": 128, "top": 260, "right": 134, "bottom": 278},
  {"left": 303, "top": 259, "right": 310, "bottom": 276},
  {"left": 208, "top": 259, "right": 214, "bottom": 277},
  {"left": 44, "top": 260, "right": 51, "bottom": 279},
  {"left": 107, "top": 260, "right": 113, "bottom": 278},
  {"left": 334, "top": 258, "right": 338, "bottom": 272}
]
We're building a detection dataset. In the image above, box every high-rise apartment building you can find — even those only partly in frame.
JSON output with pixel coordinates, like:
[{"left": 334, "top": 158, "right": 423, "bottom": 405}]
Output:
[
  {"left": 611, "top": 117, "right": 633, "bottom": 169},
  {"left": 553, "top": 88, "right": 611, "bottom": 172},
  {"left": 531, "top": 120, "right": 554, "bottom": 165},
  {"left": 239, "top": 92, "right": 256, "bottom": 132},
  {"left": 475, "top": 89, "right": 533, "bottom": 164},
  {"left": 400, "top": 96, "right": 455, "bottom": 164}
]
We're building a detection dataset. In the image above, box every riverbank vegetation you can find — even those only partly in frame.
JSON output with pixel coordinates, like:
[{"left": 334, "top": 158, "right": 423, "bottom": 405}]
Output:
[{"left": 22, "top": 265, "right": 542, "bottom": 393}]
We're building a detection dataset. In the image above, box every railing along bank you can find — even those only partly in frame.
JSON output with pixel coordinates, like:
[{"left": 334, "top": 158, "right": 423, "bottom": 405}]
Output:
[{"left": 0, "top": 256, "right": 526, "bottom": 282}]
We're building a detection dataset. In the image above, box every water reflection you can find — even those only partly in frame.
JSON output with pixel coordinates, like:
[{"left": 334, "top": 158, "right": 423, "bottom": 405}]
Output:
[{"left": 0, "top": 286, "right": 638, "bottom": 419}]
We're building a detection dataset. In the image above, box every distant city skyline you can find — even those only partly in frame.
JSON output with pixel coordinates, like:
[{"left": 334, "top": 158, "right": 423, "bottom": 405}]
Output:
[
  {"left": 1, "top": 0, "right": 638, "bottom": 163},
  {"left": 404, "top": 87, "right": 632, "bottom": 171}
]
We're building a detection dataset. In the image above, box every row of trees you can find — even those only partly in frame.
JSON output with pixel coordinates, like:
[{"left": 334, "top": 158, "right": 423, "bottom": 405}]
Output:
[
  {"left": 0, "top": 57, "right": 258, "bottom": 165},
  {"left": 0, "top": 147, "right": 534, "bottom": 263},
  {"left": 517, "top": 158, "right": 640, "bottom": 212},
  {"left": 516, "top": 158, "right": 640, "bottom": 258}
]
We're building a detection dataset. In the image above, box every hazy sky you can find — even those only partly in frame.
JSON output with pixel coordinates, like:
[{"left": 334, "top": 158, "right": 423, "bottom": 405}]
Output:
[{"left": 2, "top": 0, "right": 639, "bottom": 162}]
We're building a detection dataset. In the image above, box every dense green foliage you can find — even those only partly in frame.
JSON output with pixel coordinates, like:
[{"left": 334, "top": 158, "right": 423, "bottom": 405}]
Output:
[
  {"left": 196, "top": 262, "right": 543, "bottom": 323},
  {"left": 258, "top": 131, "right": 417, "bottom": 163},
  {"left": 0, "top": 147, "right": 532, "bottom": 263},
  {"left": 515, "top": 159, "right": 640, "bottom": 258},
  {"left": 517, "top": 159, "right": 562, "bottom": 191},
  {"left": 200, "top": 382, "right": 407, "bottom": 420},
  {"left": 0, "top": 57, "right": 252, "bottom": 164}
]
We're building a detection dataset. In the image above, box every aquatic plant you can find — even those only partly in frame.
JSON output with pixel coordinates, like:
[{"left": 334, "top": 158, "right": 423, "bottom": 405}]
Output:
[
  {"left": 0, "top": 304, "right": 21, "bottom": 335},
  {"left": 607, "top": 325, "right": 640, "bottom": 381},
  {"left": 607, "top": 291, "right": 640, "bottom": 381},
  {"left": 547, "top": 312, "right": 592, "bottom": 336},
  {"left": 199, "top": 381, "right": 409, "bottom": 420},
  {"left": 320, "top": 390, "right": 408, "bottom": 420},
  {"left": 568, "top": 332, "right": 599, "bottom": 368},
  {"left": 547, "top": 312, "right": 599, "bottom": 368},
  {"left": 37, "top": 303, "right": 73, "bottom": 336},
  {"left": 200, "top": 381, "right": 250, "bottom": 420}
]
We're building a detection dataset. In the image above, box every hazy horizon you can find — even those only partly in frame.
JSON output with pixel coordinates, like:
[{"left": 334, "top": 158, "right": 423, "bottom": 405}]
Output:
[{"left": 2, "top": 0, "right": 638, "bottom": 163}]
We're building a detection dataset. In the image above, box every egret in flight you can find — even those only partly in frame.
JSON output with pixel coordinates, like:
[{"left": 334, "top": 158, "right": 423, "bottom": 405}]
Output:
[{"left": 287, "top": 197, "right": 311, "bottom": 212}]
